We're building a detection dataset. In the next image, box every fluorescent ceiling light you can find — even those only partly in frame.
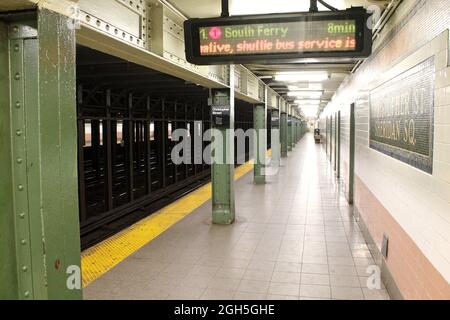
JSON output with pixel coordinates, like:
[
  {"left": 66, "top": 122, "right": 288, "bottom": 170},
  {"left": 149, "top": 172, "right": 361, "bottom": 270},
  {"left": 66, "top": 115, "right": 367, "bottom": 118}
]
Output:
[
  {"left": 300, "top": 107, "right": 319, "bottom": 112},
  {"left": 288, "top": 91, "right": 323, "bottom": 98},
  {"left": 275, "top": 72, "right": 329, "bottom": 82},
  {"left": 288, "top": 84, "right": 323, "bottom": 91},
  {"left": 294, "top": 99, "right": 321, "bottom": 104},
  {"left": 302, "top": 110, "right": 319, "bottom": 118}
]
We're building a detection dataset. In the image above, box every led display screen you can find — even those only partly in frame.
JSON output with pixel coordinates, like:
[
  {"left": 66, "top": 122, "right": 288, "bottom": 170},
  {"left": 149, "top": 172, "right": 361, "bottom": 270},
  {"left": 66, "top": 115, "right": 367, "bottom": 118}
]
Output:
[
  {"left": 184, "top": 8, "right": 372, "bottom": 65},
  {"left": 199, "top": 20, "right": 357, "bottom": 56}
]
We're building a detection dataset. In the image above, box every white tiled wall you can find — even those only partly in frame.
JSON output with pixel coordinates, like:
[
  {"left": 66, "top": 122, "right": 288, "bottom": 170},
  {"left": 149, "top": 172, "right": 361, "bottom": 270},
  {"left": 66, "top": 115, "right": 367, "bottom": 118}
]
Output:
[{"left": 320, "top": 0, "right": 450, "bottom": 283}]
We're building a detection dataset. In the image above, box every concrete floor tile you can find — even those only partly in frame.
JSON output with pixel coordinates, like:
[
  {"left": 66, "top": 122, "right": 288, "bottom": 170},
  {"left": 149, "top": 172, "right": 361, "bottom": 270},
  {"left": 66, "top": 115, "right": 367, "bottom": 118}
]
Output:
[
  {"left": 301, "top": 273, "right": 330, "bottom": 286},
  {"left": 331, "top": 287, "right": 364, "bottom": 300},
  {"left": 299, "top": 285, "right": 331, "bottom": 299},
  {"left": 238, "top": 279, "right": 270, "bottom": 294},
  {"left": 268, "top": 282, "right": 300, "bottom": 296}
]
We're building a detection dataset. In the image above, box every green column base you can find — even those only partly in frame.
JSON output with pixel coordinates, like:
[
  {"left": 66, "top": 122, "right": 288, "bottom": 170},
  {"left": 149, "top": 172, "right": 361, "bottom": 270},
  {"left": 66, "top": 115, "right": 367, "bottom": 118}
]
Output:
[
  {"left": 254, "top": 174, "right": 266, "bottom": 185},
  {"left": 212, "top": 206, "right": 235, "bottom": 225}
]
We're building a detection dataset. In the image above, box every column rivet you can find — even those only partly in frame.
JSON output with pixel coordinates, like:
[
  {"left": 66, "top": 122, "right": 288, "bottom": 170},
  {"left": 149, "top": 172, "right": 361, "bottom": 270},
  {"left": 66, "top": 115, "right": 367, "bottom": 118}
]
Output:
[
  {"left": 14, "top": 73, "right": 21, "bottom": 80},
  {"left": 12, "top": 26, "right": 19, "bottom": 33},
  {"left": 16, "top": 130, "right": 22, "bottom": 136},
  {"left": 24, "top": 291, "right": 30, "bottom": 298},
  {"left": 14, "top": 44, "right": 20, "bottom": 52},
  {"left": 19, "top": 212, "right": 25, "bottom": 219},
  {"left": 15, "top": 101, "right": 21, "bottom": 108},
  {"left": 21, "top": 239, "right": 27, "bottom": 245},
  {"left": 22, "top": 266, "right": 28, "bottom": 272},
  {"left": 17, "top": 158, "right": 23, "bottom": 164},
  {"left": 18, "top": 185, "right": 24, "bottom": 191}
]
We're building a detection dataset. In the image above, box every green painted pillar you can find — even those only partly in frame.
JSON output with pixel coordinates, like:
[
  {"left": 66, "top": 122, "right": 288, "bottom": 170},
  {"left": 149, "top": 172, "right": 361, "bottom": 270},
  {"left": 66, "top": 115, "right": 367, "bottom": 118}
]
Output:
[
  {"left": 337, "top": 111, "right": 341, "bottom": 179},
  {"left": 349, "top": 104, "right": 356, "bottom": 204},
  {"left": 0, "top": 20, "right": 18, "bottom": 300},
  {"left": 280, "top": 112, "right": 288, "bottom": 158},
  {"left": 271, "top": 109, "right": 281, "bottom": 167},
  {"left": 299, "top": 121, "right": 302, "bottom": 140},
  {"left": 293, "top": 120, "right": 296, "bottom": 144},
  {"left": 253, "top": 104, "right": 266, "bottom": 184},
  {"left": 210, "top": 69, "right": 235, "bottom": 224},
  {"left": 0, "top": 10, "right": 81, "bottom": 300},
  {"left": 287, "top": 116, "right": 292, "bottom": 151},
  {"left": 292, "top": 120, "right": 296, "bottom": 146}
]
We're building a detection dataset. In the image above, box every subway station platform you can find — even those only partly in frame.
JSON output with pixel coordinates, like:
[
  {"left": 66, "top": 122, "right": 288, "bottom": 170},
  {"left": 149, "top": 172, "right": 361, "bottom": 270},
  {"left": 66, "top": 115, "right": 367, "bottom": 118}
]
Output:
[
  {"left": 84, "top": 134, "right": 390, "bottom": 300},
  {"left": 2, "top": 0, "right": 450, "bottom": 304}
]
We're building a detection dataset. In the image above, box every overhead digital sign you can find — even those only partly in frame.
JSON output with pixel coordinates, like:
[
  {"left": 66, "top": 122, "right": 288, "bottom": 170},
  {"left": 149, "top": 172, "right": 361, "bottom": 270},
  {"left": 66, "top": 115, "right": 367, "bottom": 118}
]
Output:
[{"left": 184, "top": 8, "right": 372, "bottom": 65}]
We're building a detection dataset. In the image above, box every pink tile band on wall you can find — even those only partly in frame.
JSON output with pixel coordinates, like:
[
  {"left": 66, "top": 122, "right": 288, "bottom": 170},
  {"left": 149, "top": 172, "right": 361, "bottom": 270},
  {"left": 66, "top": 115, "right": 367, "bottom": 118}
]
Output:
[{"left": 355, "top": 176, "right": 450, "bottom": 300}]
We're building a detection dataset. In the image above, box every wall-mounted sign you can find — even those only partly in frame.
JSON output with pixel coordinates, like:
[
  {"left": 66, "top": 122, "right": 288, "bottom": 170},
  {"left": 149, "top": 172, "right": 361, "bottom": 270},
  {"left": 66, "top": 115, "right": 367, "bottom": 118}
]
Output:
[
  {"left": 211, "top": 105, "right": 231, "bottom": 127},
  {"left": 369, "top": 57, "right": 435, "bottom": 174},
  {"left": 184, "top": 8, "right": 372, "bottom": 65}
]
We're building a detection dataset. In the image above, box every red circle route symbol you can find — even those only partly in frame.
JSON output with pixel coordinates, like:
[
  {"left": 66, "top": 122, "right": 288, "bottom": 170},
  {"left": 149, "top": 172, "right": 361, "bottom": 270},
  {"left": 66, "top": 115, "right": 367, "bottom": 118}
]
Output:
[{"left": 209, "top": 27, "right": 223, "bottom": 40}]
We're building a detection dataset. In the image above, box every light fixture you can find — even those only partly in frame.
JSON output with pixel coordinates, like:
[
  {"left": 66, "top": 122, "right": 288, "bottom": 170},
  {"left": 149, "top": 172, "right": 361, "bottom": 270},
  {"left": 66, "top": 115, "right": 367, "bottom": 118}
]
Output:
[
  {"left": 297, "top": 105, "right": 321, "bottom": 110},
  {"left": 294, "top": 99, "right": 321, "bottom": 104},
  {"left": 288, "top": 91, "right": 323, "bottom": 98},
  {"left": 288, "top": 84, "right": 323, "bottom": 91},
  {"left": 275, "top": 71, "right": 329, "bottom": 82},
  {"left": 301, "top": 106, "right": 319, "bottom": 116},
  {"left": 302, "top": 111, "right": 319, "bottom": 118}
]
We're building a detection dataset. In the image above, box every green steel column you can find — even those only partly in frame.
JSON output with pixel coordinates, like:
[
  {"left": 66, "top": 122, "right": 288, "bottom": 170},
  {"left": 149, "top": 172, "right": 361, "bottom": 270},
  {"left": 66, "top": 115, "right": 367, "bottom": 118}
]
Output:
[
  {"left": 293, "top": 120, "right": 297, "bottom": 144},
  {"left": 334, "top": 114, "right": 338, "bottom": 171},
  {"left": 271, "top": 108, "right": 281, "bottom": 167},
  {"left": 253, "top": 104, "right": 266, "bottom": 184},
  {"left": 210, "top": 70, "right": 235, "bottom": 224},
  {"left": 280, "top": 112, "right": 288, "bottom": 158},
  {"left": 0, "top": 10, "right": 81, "bottom": 300},
  {"left": 329, "top": 116, "right": 333, "bottom": 162},
  {"left": 298, "top": 121, "right": 301, "bottom": 141},
  {"left": 349, "top": 104, "right": 356, "bottom": 204},
  {"left": 0, "top": 20, "right": 18, "bottom": 300},
  {"left": 337, "top": 111, "right": 341, "bottom": 179},
  {"left": 292, "top": 119, "right": 296, "bottom": 146},
  {"left": 287, "top": 116, "right": 292, "bottom": 152}
]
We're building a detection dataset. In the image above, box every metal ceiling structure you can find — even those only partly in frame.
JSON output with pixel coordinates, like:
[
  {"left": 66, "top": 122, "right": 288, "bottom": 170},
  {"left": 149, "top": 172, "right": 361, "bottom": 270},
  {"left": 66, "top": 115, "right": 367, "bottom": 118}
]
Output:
[{"left": 77, "top": 46, "right": 210, "bottom": 99}]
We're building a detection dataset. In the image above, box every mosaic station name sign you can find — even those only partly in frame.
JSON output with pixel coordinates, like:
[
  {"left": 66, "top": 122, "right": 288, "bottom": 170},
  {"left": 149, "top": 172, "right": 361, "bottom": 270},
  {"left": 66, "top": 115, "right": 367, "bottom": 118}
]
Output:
[
  {"left": 184, "top": 8, "right": 372, "bottom": 64},
  {"left": 369, "top": 57, "right": 435, "bottom": 174}
]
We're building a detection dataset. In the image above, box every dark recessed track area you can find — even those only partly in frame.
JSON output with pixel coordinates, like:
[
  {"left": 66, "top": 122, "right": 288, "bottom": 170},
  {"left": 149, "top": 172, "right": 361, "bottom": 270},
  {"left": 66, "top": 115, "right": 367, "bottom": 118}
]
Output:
[{"left": 76, "top": 45, "right": 269, "bottom": 249}]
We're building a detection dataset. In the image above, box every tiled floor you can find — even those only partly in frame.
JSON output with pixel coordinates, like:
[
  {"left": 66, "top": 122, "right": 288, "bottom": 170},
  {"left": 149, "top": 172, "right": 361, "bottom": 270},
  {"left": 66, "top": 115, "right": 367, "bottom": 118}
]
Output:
[{"left": 84, "top": 134, "right": 390, "bottom": 300}]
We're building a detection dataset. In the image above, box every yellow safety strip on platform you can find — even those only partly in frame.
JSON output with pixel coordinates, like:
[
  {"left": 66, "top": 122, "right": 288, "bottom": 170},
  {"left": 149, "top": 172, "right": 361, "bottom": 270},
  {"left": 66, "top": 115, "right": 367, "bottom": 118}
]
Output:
[{"left": 81, "top": 153, "right": 270, "bottom": 287}]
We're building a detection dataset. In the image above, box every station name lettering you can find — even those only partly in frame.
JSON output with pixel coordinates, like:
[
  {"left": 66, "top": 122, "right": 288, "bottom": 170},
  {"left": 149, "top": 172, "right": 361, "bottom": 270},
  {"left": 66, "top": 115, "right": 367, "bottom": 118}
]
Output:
[
  {"left": 369, "top": 57, "right": 435, "bottom": 172},
  {"left": 371, "top": 87, "right": 428, "bottom": 147}
]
